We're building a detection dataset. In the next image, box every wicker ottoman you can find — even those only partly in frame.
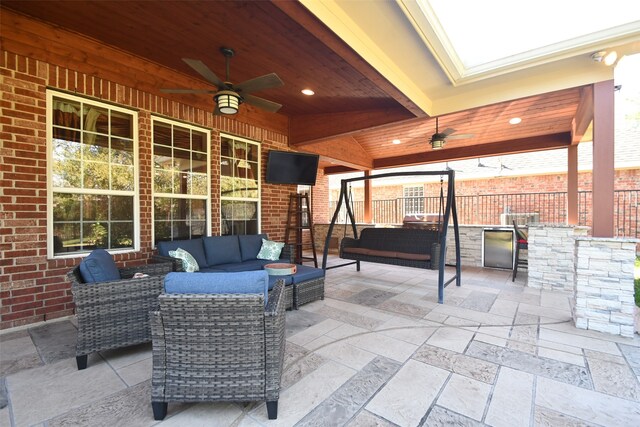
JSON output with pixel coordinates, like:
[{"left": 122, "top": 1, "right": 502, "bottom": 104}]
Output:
[{"left": 291, "top": 265, "right": 325, "bottom": 309}]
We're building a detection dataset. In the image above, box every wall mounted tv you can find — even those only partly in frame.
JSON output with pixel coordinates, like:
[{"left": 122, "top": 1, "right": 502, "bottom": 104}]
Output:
[{"left": 265, "top": 150, "right": 320, "bottom": 186}]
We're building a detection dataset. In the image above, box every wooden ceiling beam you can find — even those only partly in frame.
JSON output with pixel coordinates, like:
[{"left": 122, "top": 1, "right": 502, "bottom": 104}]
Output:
[
  {"left": 373, "top": 132, "right": 572, "bottom": 169},
  {"left": 571, "top": 85, "right": 594, "bottom": 144},
  {"left": 271, "top": 1, "right": 426, "bottom": 118},
  {"left": 303, "top": 136, "right": 373, "bottom": 170},
  {"left": 323, "top": 165, "right": 360, "bottom": 175},
  {"left": 289, "top": 108, "right": 418, "bottom": 146}
]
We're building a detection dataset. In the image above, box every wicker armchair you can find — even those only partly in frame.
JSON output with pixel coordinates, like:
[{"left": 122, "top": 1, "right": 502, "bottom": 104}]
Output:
[
  {"left": 150, "top": 279, "right": 287, "bottom": 420},
  {"left": 67, "top": 262, "right": 172, "bottom": 370}
]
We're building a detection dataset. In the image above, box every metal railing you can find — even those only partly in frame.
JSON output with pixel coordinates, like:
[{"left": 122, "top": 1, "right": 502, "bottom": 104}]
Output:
[{"left": 329, "top": 190, "right": 640, "bottom": 238}]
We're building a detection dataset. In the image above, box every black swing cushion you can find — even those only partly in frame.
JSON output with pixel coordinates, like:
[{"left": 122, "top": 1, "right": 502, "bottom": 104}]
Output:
[{"left": 340, "top": 227, "right": 438, "bottom": 267}]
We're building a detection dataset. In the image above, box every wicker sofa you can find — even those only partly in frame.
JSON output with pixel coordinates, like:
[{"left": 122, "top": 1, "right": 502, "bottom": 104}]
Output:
[
  {"left": 68, "top": 261, "right": 172, "bottom": 370},
  {"left": 340, "top": 227, "right": 439, "bottom": 270},
  {"left": 151, "top": 273, "right": 286, "bottom": 420},
  {"left": 154, "top": 234, "right": 325, "bottom": 310}
]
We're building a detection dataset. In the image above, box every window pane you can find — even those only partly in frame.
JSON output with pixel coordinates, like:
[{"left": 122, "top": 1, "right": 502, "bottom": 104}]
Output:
[
  {"left": 110, "top": 110, "right": 132, "bottom": 138},
  {"left": 112, "top": 165, "right": 134, "bottom": 191},
  {"left": 190, "top": 221, "right": 206, "bottom": 237},
  {"left": 82, "top": 134, "right": 109, "bottom": 162},
  {"left": 53, "top": 193, "right": 80, "bottom": 221},
  {"left": 53, "top": 99, "right": 81, "bottom": 128},
  {"left": 192, "top": 130, "right": 206, "bottom": 153},
  {"left": 111, "top": 196, "right": 133, "bottom": 220},
  {"left": 153, "top": 121, "right": 172, "bottom": 146},
  {"left": 111, "top": 222, "right": 133, "bottom": 248},
  {"left": 154, "top": 197, "right": 172, "bottom": 221},
  {"left": 53, "top": 223, "right": 81, "bottom": 253},
  {"left": 83, "top": 195, "right": 108, "bottom": 221},
  {"left": 53, "top": 135, "right": 81, "bottom": 160},
  {"left": 85, "top": 222, "right": 109, "bottom": 248},
  {"left": 83, "top": 161, "right": 110, "bottom": 189},
  {"left": 174, "top": 128, "right": 191, "bottom": 150},
  {"left": 189, "top": 173, "right": 208, "bottom": 196},
  {"left": 112, "top": 138, "right": 134, "bottom": 165},
  {"left": 83, "top": 105, "right": 108, "bottom": 134},
  {"left": 191, "top": 199, "right": 206, "bottom": 220},
  {"left": 154, "top": 170, "right": 173, "bottom": 193},
  {"left": 53, "top": 159, "right": 81, "bottom": 188}
]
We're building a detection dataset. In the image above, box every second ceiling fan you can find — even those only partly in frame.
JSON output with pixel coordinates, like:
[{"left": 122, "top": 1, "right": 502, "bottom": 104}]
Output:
[
  {"left": 429, "top": 117, "right": 474, "bottom": 149},
  {"left": 161, "top": 47, "right": 284, "bottom": 115}
]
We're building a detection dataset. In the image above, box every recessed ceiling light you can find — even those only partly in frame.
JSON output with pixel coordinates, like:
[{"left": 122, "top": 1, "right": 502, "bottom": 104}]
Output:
[
  {"left": 301, "top": 89, "right": 315, "bottom": 96},
  {"left": 509, "top": 117, "right": 522, "bottom": 125},
  {"left": 392, "top": 139, "right": 401, "bottom": 145}
]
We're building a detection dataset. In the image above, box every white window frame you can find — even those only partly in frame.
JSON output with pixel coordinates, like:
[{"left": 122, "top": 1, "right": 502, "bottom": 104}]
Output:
[
  {"left": 403, "top": 184, "right": 425, "bottom": 215},
  {"left": 46, "top": 90, "right": 140, "bottom": 258},
  {"left": 220, "top": 133, "right": 261, "bottom": 235},
  {"left": 151, "top": 116, "right": 211, "bottom": 246}
]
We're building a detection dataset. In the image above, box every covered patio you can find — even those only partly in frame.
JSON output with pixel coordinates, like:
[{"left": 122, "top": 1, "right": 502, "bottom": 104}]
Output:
[{"left": 2, "top": 259, "right": 640, "bottom": 426}]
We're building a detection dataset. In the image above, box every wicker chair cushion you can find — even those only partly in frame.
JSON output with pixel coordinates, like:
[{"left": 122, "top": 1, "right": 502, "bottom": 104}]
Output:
[
  {"left": 157, "top": 238, "right": 207, "bottom": 268},
  {"left": 257, "top": 239, "right": 285, "bottom": 261},
  {"left": 164, "top": 271, "right": 269, "bottom": 305},
  {"left": 79, "top": 249, "right": 121, "bottom": 283},
  {"left": 239, "top": 233, "right": 268, "bottom": 261},
  {"left": 203, "top": 235, "right": 242, "bottom": 266}
]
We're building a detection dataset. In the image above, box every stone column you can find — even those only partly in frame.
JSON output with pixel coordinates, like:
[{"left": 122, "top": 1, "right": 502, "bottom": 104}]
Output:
[
  {"left": 527, "top": 224, "right": 589, "bottom": 291},
  {"left": 573, "top": 237, "right": 638, "bottom": 338}
]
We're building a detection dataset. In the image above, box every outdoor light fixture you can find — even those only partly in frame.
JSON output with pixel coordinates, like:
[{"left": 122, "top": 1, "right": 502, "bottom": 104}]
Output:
[
  {"left": 392, "top": 139, "right": 401, "bottom": 145},
  {"left": 509, "top": 117, "right": 522, "bottom": 125},
  {"left": 430, "top": 137, "right": 445, "bottom": 150},
  {"left": 591, "top": 50, "right": 618, "bottom": 66},
  {"left": 301, "top": 89, "right": 315, "bottom": 96},
  {"left": 215, "top": 90, "right": 241, "bottom": 114}
]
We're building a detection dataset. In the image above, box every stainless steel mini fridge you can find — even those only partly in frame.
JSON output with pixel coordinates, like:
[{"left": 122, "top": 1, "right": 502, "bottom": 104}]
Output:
[{"left": 482, "top": 228, "right": 514, "bottom": 269}]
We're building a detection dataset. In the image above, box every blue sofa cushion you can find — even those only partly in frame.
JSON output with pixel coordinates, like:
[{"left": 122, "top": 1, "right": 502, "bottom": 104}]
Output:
[
  {"left": 203, "top": 235, "right": 241, "bottom": 266},
  {"left": 79, "top": 249, "right": 121, "bottom": 283},
  {"left": 268, "top": 275, "right": 293, "bottom": 290},
  {"left": 214, "top": 260, "right": 271, "bottom": 272},
  {"left": 157, "top": 238, "right": 207, "bottom": 268},
  {"left": 239, "top": 233, "right": 268, "bottom": 261},
  {"left": 164, "top": 271, "right": 269, "bottom": 306},
  {"left": 291, "top": 265, "right": 325, "bottom": 284}
]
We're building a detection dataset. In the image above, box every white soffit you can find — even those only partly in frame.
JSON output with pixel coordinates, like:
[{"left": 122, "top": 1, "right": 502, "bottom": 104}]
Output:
[{"left": 400, "top": 0, "right": 640, "bottom": 85}]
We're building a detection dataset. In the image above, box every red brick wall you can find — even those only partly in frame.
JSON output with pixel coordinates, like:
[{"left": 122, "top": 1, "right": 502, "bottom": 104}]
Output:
[{"left": 0, "top": 16, "right": 292, "bottom": 329}]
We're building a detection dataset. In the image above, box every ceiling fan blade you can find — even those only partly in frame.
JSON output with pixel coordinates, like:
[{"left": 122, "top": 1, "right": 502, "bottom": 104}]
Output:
[
  {"left": 235, "top": 73, "right": 284, "bottom": 94},
  {"left": 447, "top": 133, "right": 475, "bottom": 140},
  {"left": 182, "top": 58, "right": 225, "bottom": 88},
  {"left": 161, "top": 88, "right": 217, "bottom": 94},
  {"left": 243, "top": 94, "right": 282, "bottom": 113},
  {"left": 441, "top": 128, "right": 456, "bottom": 136}
]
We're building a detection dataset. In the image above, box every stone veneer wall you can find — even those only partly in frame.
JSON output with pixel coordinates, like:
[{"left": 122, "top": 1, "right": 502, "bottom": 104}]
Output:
[
  {"left": 527, "top": 224, "right": 589, "bottom": 291},
  {"left": 314, "top": 224, "right": 486, "bottom": 267},
  {"left": 573, "top": 237, "right": 638, "bottom": 338}
]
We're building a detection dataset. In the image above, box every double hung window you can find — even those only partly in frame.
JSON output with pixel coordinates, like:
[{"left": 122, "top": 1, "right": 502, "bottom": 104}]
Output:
[
  {"left": 48, "top": 92, "right": 138, "bottom": 257},
  {"left": 152, "top": 118, "right": 210, "bottom": 243},
  {"left": 220, "top": 135, "right": 260, "bottom": 235}
]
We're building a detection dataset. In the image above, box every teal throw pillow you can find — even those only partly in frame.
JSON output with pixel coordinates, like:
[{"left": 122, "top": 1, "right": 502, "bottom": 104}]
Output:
[
  {"left": 256, "top": 239, "right": 285, "bottom": 261},
  {"left": 168, "top": 248, "right": 200, "bottom": 272}
]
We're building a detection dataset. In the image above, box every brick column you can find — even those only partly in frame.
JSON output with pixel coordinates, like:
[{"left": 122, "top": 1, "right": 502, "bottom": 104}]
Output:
[
  {"left": 527, "top": 224, "right": 589, "bottom": 291},
  {"left": 573, "top": 237, "right": 638, "bottom": 337}
]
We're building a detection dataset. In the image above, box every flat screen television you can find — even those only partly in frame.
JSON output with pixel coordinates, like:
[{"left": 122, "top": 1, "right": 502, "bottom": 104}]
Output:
[{"left": 265, "top": 150, "right": 320, "bottom": 186}]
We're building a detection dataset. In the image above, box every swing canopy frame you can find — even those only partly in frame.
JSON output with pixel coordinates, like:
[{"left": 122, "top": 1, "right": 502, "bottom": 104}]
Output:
[{"left": 322, "top": 170, "right": 461, "bottom": 304}]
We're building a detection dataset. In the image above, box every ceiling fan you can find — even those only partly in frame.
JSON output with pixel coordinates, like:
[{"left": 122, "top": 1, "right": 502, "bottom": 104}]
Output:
[
  {"left": 161, "top": 47, "right": 284, "bottom": 115},
  {"left": 429, "top": 117, "right": 474, "bottom": 149}
]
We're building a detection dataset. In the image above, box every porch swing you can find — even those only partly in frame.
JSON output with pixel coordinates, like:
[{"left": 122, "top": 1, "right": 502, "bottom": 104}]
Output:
[{"left": 321, "top": 170, "right": 461, "bottom": 303}]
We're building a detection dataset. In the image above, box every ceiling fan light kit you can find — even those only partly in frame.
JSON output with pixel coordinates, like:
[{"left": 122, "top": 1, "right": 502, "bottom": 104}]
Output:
[
  {"left": 215, "top": 90, "right": 240, "bottom": 114},
  {"left": 430, "top": 137, "right": 445, "bottom": 149}
]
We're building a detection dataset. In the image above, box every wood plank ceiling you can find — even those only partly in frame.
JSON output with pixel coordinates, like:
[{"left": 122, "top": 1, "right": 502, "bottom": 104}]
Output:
[{"left": 0, "top": 0, "right": 583, "bottom": 173}]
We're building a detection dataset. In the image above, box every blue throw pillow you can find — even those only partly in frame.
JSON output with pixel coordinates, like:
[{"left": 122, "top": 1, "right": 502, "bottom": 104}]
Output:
[
  {"left": 78, "top": 249, "right": 121, "bottom": 283},
  {"left": 238, "top": 234, "right": 267, "bottom": 261},
  {"left": 164, "top": 271, "right": 269, "bottom": 306}
]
